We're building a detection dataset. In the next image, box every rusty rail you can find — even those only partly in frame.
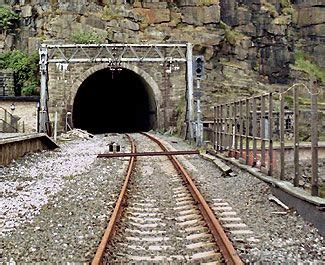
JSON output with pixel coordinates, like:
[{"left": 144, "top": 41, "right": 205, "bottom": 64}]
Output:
[
  {"left": 141, "top": 132, "right": 243, "bottom": 265},
  {"left": 92, "top": 134, "right": 136, "bottom": 265},
  {"left": 97, "top": 150, "right": 199, "bottom": 158}
]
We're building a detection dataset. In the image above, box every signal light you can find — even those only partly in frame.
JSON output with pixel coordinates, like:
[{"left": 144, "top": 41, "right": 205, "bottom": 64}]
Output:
[{"left": 193, "top": 55, "right": 205, "bottom": 79}]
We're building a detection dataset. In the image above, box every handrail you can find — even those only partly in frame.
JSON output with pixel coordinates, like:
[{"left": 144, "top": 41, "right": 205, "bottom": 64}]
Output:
[
  {"left": 0, "top": 107, "right": 19, "bottom": 132},
  {"left": 0, "top": 118, "right": 18, "bottom": 132}
]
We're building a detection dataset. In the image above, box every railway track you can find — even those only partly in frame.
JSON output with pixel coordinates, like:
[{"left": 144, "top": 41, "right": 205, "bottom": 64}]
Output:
[{"left": 93, "top": 133, "right": 242, "bottom": 264}]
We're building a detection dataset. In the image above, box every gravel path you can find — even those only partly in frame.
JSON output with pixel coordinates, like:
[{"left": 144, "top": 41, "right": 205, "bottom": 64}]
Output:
[
  {"left": 1, "top": 134, "right": 130, "bottom": 263},
  {"left": 155, "top": 132, "right": 324, "bottom": 263}
]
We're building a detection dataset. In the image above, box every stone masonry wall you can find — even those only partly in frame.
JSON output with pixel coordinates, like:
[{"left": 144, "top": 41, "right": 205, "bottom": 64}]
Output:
[{"left": 47, "top": 60, "right": 187, "bottom": 131}]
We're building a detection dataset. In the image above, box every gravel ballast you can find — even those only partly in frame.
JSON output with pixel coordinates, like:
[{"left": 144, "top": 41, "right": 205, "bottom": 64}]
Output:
[
  {"left": 1, "top": 134, "right": 130, "bottom": 263},
  {"left": 1, "top": 132, "right": 324, "bottom": 263},
  {"left": 156, "top": 132, "right": 324, "bottom": 263}
]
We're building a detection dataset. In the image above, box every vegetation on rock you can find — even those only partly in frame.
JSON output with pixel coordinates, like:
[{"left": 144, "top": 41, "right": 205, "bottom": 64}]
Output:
[
  {"left": 0, "top": 6, "right": 19, "bottom": 33},
  {"left": 71, "top": 31, "right": 106, "bottom": 44},
  {"left": 293, "top": 51, "right": 325, "bottom": 84},
  {"left": 220, "top": 21, "right": 244, "bottom": 46},
  {"left": 0, "top": 50, "right": 39, "bottom": 96}
]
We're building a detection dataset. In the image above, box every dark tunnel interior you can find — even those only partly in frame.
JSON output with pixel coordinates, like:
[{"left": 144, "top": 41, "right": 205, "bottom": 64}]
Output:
[{"left": 72, "top": 68, "right": 157, "bottom": 134}]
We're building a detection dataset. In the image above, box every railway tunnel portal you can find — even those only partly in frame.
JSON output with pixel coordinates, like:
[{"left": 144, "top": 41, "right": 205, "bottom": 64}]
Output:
[
  {"left": 41, "top": 44, "right": 192, "bottom": 135},
  {"left": 72, "top": 67, "right": 157, "bottom": 134}
]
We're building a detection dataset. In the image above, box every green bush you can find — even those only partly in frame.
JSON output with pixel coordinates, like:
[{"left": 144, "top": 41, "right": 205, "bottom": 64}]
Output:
[
  {"left": 0, "top": 6, "right": 19, "bottom": 33},
  {"left": 0, "top": 50, "right": 39, "bottom": 96},
  {"left": 71, "top": 31, "right": 106, "bottom": 44}
]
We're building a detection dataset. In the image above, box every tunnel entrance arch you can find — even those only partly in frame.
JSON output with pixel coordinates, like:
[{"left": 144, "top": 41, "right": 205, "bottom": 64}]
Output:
[
  {"left": 71, "top": 63, "right": 161, "bottom": 134},
  {"left": 39, "top": 43, "right": 194, "bottom": 137}
]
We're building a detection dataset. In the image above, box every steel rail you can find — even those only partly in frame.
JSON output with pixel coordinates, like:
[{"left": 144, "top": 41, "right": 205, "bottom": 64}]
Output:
[
  {"left": 141, "top": 132, "right": 243, "bottom": 265},
  {"left": 92, "top": 134, "right": 136, "bottom": 265},
  {"left": 97, "top": 150, "right": 199, "bottom": 158}
]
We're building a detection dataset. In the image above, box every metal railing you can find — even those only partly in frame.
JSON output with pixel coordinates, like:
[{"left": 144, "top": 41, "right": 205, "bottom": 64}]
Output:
[
  {"left": 208, "top": 81, "right": 321, "bottom": 197},
  {"left": 0, "top": 106, "right": 19, "bottom": 133}
]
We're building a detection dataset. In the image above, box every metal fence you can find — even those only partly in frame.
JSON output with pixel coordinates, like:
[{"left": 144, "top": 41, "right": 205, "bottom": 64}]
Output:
[
  {"left": 0, "top": 107, "right": 20, "bottom": 133},
  {"left": 208, "top": 81, "right": 321, "bottom": 197}
]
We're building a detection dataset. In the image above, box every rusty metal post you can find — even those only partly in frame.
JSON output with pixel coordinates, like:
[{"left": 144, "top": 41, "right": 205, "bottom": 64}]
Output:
[
  {"left": 245, "top": 98, "right": 250, "bottom": 165},
  {"left": 226, "top": 104, "right": 231, "bottom": 151},
  {"left": 268, "top": 93, "right": 273, "bottom": 176},
  {"left": 310, "top": 79, "right": 319, "bottom": 196},
  {"left": 228, "top": 103, "right": 233, "bottom": 152},
  {"left": 261, "top": 95, "right": 266, "bottom": 167},
  {"left": 252, "top": 97, "right": 257, "bottom": 166},
  {"left": 239, "top": 100, "right": 244, "bottom": 159},
  {"left": 234, "top": 102, "right": 238, "bottom": 156},
  {"left": 220, "top": 104, "right": 224, "bottom": 151},
  {"left": 213, "top": 106, "right": 217, "bottom": 150},
  {"left": 217, "top": 105, "right": 220, "bottom": 151},
  {"left": 293, "top": 86, "right": 300, "bottom": 187},
  {"left": 280, "top": 88, "right": 285, "bottom": 180}
]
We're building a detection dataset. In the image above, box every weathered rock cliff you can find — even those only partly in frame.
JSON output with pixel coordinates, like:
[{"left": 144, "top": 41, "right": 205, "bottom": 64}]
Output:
[{"left": 1, "top": 0, "right": 324, "bottom": 115}]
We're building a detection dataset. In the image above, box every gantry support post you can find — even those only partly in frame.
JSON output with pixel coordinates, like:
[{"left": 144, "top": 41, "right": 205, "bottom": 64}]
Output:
[
  {"left": 186, "top": 43, "right": 194, "bottom": 140},
  {"left": 39, "top": 45, "right": 49, "bottom": 134}
]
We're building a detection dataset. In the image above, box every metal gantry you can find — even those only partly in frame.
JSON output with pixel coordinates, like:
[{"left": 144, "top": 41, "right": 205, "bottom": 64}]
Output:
[{"left": 39, "top": 43, "right": 194, "bottom": 139}]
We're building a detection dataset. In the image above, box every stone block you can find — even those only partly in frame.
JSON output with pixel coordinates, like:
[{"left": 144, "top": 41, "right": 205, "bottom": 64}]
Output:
[
  {"left": 133, "top": 8, "right": 170, "bottom": 24},
  {"left": 180, "top": 5, "right": 220, "bottom": 26},
  {"left": 177, "top": 0, "right": 219, "bottom": 7},
  {"left": 21, "top": 5, "right": 32, "bottom": 18},
  {"left": 120, "top": 19, "right": 140, "bottom": 31},
  {"left": 297, "top": 6, "right": 325, "bottom": 27},
  {"left": 81, "top": 15, "right": 107, "bottom": 30},
  {"left": 142, "top": 2, "right": 168, "bottom": 9}
]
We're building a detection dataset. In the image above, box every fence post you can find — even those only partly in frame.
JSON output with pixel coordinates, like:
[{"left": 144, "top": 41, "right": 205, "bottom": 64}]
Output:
[
  {"left": 245, "top": 98, "right": 250, "bottom": 165},
  {"left": 239, "top": 100, "right": 243, "bottom": 159},
  {"left": 280, "top": 87, "right": 285, "bottom": 180},
  {"left": 221, "top": 104, "right": 224, "bottom": 151},
  {"left": 217, "top": 105, "right": 220, "bottom": 151},
  {"left": 268, "top": 93, "right": 273, "bottom": 176},
  {"left": 293, "top": 86, "right": 300, "bottom": 187},
  {"left": 310, "top": 79, "right": 319, "bottom": 196},
  {"left": 252, "top": 97, "right": 257, "bottom": 166},
  {"left": 234, "top": 102, "right": 238, "bottom": 157},
  {"left": 261, "top": 95, "right": 266, "bottom": 168},
  {"left": 213, "top": 106, "right": 217, "bottom": 150}
]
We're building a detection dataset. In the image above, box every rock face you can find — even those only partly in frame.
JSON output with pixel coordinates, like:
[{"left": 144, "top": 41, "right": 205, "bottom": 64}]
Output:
[
  {"left": 295, "top": 0, "right": 325, "bottom": 67},
  {"left": 1, "top": 0, "right": 324, "bottom": 121}
]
